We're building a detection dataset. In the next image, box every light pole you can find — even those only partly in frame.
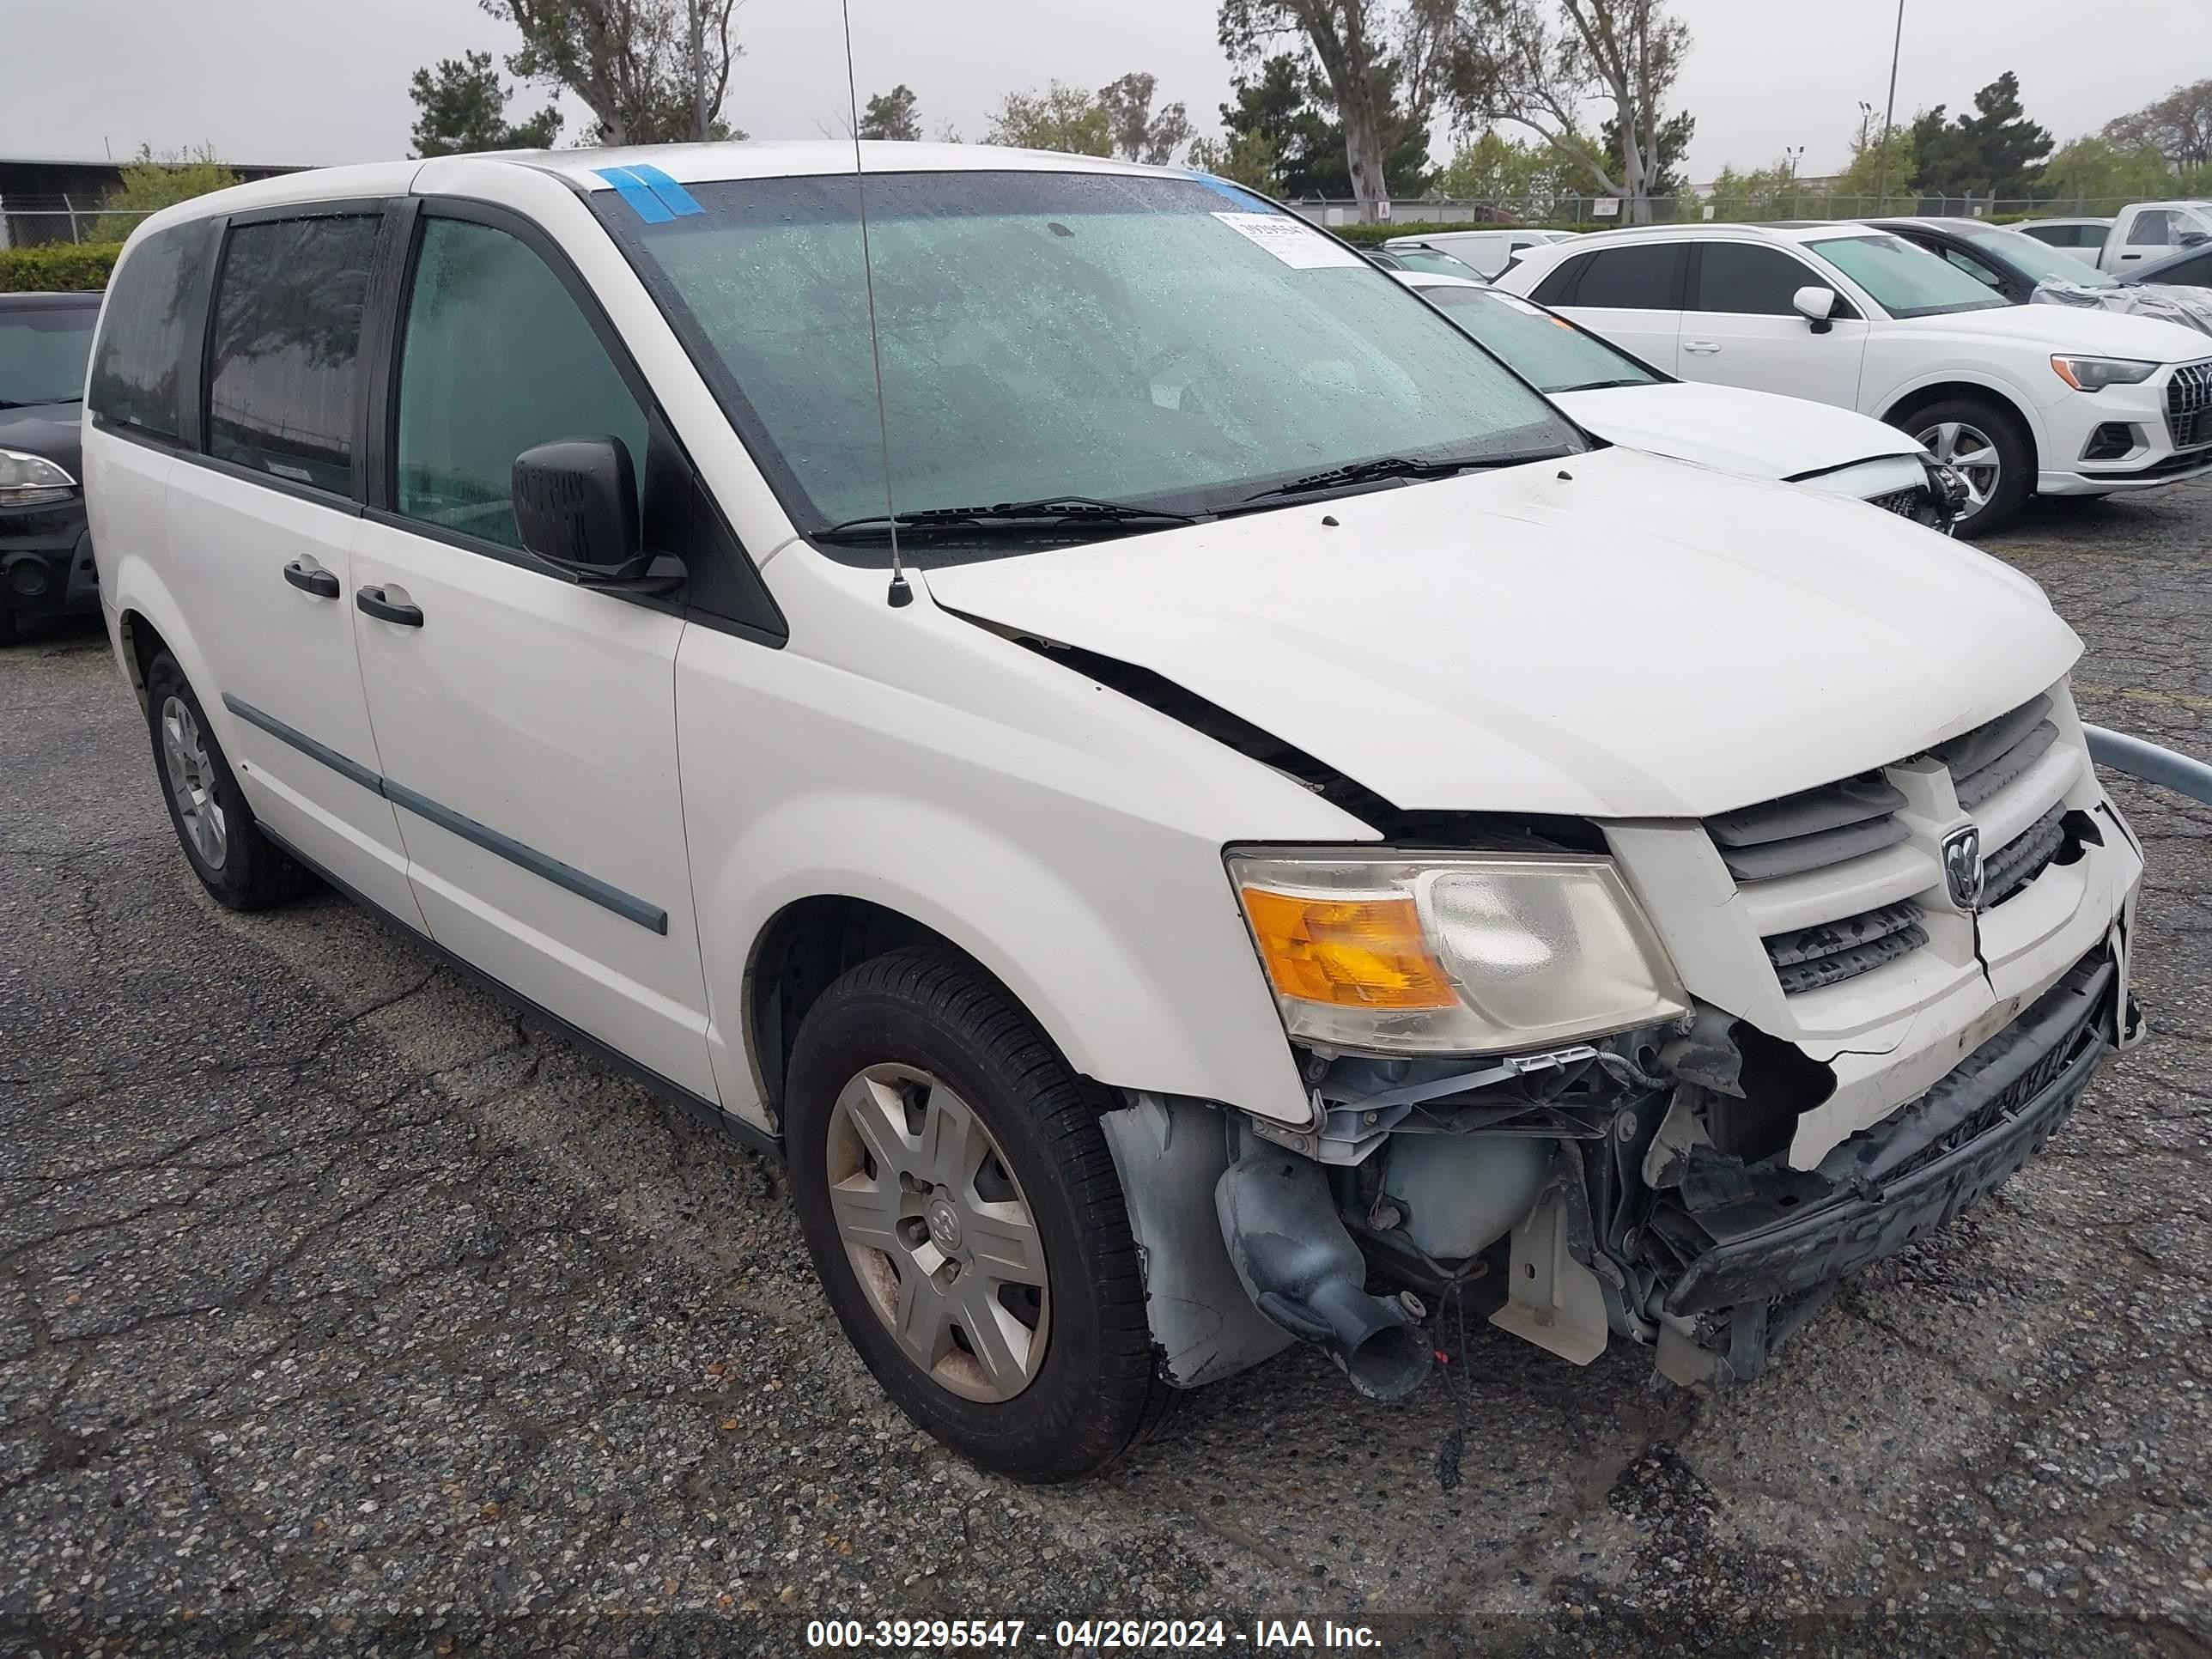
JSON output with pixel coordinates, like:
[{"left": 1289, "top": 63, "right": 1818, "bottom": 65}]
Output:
[{"left": 1875, "top": 0, "right": 1906, "bottom": 208}]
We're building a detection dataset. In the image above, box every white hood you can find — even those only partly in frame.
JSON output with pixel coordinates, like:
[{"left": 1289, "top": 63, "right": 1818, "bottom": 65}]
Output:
[
  {"left": 1553, "top": 380, "right": 1922, "bottom": 482},
  {"left": 922, "top": 447, "right": 2077, "bottom": 821},
  {"left": 1917, "top": 298, "right": 2212, "bottom": 360}
]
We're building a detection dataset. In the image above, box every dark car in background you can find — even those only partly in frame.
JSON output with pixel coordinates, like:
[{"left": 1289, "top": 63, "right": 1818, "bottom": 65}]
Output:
[
  {"left": 2127, "top": 241, "right": 2212, "bottom": 291},
  {"left": 1, "top": 291, "right": 100, "bottom": 644}
]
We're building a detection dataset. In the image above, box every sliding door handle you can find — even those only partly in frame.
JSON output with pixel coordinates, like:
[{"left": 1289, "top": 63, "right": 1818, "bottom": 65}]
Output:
[
  {"left": 283, "top": 560, "right": 340, "bottom": 599},
  {"left": 356, "top": 585, "right": 424, "bottom": 628}
]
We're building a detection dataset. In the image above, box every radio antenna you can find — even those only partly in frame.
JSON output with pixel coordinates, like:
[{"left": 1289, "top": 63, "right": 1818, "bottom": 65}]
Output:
[{"left": 840, "top": 0, "right": 912, "bottom": 608}]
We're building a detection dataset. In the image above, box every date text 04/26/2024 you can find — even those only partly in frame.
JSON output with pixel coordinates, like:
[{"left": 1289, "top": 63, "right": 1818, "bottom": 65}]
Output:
[{"left": 805, "top": 1619, "right": 1385, "bottom": 1650}]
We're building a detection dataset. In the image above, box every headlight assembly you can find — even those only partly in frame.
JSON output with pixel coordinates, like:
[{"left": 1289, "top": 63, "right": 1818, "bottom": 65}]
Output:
[
  {"left": 2049, "top": 355, "right": 2158, "bottom": 393},
  {"left": 1228, "top": 849, "right": 1689, "bottom": 1054},
  {"left": 0, "top": 447, "right": 76, "bottom": 507}
]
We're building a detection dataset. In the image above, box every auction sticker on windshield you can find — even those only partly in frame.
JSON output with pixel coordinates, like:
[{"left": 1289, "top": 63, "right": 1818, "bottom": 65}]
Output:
[{"left": 1210, "top": 211, "right": 1366, "bottom": 269}]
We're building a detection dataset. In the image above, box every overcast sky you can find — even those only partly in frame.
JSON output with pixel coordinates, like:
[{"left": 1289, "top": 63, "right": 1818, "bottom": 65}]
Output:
[{"left": 10, "top": 0, "right": 2211, "bottom": 185}]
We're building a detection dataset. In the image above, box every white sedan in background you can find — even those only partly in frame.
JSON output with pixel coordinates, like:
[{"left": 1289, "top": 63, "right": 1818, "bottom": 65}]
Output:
[{"left": 1394, "top": 271, "right": 1965, "bottom": 531}]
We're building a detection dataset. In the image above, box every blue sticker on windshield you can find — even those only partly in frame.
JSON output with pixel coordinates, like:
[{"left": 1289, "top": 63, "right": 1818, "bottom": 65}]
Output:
[
  {"left": 1185, "top": 171, "right": 1270, "bottom": 210},
  {"left": 594, "top": 167, "right": 675, "bottom": 224},
  {"left": 623, "top": 161, "right": 704, "bottom": 217}
]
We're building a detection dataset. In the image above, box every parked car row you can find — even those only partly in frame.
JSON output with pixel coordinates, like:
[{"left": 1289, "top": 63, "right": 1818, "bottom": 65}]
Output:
[
  {"left": 1493, "top": 220, "right": 2212, "bottom": 531},
  {"left": 74, "top": 143, "right": 2150, "bottom": 1482}
]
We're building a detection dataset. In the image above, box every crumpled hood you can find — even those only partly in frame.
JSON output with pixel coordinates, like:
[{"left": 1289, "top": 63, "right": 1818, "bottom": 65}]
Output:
[
  {"left": 921, "top": 447, "right": 2079, "bottom": 821},
  {"left": 1554, "top": 380, "right": 1922, "bottom": 482}
]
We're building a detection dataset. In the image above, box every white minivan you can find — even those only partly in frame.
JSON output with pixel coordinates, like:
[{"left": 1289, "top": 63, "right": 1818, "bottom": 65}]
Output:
[{"left": 87, "top": 145, "right": 2143, "bottom": 1481}]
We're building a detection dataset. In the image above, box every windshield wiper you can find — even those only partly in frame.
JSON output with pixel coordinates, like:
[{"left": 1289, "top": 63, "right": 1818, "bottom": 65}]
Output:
[
  {"left": 1237, "top": 449, "right": 1570, "bottom": 505},
  {"left": 1557, "top": 378, "right": 1650, "bottom": 392},
  {"left": 815, "top": 495, "right": 1200, "bottom": 544},
  {"left": 0, "top": 395, "right": 82, "bottom": 410}
]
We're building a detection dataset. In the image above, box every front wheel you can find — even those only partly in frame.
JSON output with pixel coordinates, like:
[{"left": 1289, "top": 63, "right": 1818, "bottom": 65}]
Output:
[
  {"left": 785, "top": 947, "right": 1176, "bottom": 1482},
  {"left": 1906, "top": 397, "right": 2033, "bottom": 536}
]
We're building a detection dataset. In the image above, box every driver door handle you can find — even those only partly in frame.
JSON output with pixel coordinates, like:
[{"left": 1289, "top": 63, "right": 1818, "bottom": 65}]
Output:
[
  {"left": 356, "top": 585, "right": 424, "bottom": 628},
  {"left": 1683, "top": 340, "right": 1721, "bottom": 354},
  {"left": 283, "top": 560, "right": 341, "bottom": 599}
]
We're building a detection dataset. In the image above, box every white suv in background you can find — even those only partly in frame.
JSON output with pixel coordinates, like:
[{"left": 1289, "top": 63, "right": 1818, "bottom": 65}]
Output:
[
  {"left": 85, "top": 147, "right": 2143, "bottom": 1481},
  {"left": 1496, "top": 222, "right": 2212, "bottom": 532}
]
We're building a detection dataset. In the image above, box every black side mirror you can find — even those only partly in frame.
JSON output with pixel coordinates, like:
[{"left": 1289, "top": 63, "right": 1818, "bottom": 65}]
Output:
[
  {"left": 2181, "top": 229, "right": 2210, "bottom": 248},
  {"left": 512, "top": 436, "right": 684, "bottom": 593}
]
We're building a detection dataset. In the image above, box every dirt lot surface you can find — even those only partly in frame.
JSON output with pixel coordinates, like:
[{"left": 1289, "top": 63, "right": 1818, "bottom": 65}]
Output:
[{"left": 3, "top": 489, "right": 2209, "bottom": 1657}]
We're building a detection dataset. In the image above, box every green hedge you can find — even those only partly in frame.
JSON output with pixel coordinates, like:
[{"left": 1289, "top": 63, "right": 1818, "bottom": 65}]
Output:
[{"left": 0, "top": 242, "right": 122, "bottom": 293}]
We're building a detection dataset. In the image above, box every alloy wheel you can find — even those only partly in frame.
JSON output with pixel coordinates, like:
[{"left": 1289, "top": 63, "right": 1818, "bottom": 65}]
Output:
[
  {"left": 823, "top": 1062, "right": 1050, "bottom": 1402},
  {"left": 1917, "top": 419, "right": 2001, "bottom": 519},
  {"left": 159, "top": 695, "right": 228, "bottom": 871}
]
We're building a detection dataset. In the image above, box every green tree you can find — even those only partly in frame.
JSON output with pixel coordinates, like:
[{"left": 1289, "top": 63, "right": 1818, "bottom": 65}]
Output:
[
  {"left": 985, "top": 82, "right": 1113, "bottom": 155},
  {"left": 1700, "top": 160, "right": 1797, "bottom": 222},
  {"left": 1186, "top": 129, "right": 1287, "bottom": 194},
  {"left": 1097, "top": 72, "right": 1195, "bottom": 165},
  {"left": 1217, "top": 0, "right": 1449, "bottom": 219},
  {"left": 486, "top": 0, "right": 744, "bottom": 145},
  {"left": 2037, "top": 137, "right": 2176, "bottom": 210},
  {"left": 408, "top": 50, "right": 564, "bottom": 156},
  {"left": 2103, "top": 79, "right": 2212, "bottom": 173},
  {"left": 1909, "top": 72, "right": 2051, "bottom": 199},
  {"left": 859, "top": 84, "right": 921, "bottom": 142},
  {"left": 1434, "top": 129, "right": 1579, "bottom": 207},
  {"left": 1833, "top": 123, "right": 1917, "bottom": 214},
  {"left": 92, "top": 145, "right": 239, "bottom": 241},
  {"left": 1601, "top": 106, "right": 1692, "bottom": 198},
  {"left": 1212, "top": 50, "right": 1429, "bottom": 199}
]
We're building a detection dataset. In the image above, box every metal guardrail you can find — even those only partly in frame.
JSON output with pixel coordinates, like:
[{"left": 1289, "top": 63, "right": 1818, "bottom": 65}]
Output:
[{"left": 2085, "top": 725, "right": 2212, "bottom": 806}]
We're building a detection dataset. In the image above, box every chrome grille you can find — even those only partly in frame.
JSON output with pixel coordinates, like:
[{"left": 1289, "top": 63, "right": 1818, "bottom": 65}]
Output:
[
  {"left": 2170, "top": 362, "right": 2212, "bottom": 452},
  {"left": 1708, "top": 689, "right": 2087, "bottom": 997}
]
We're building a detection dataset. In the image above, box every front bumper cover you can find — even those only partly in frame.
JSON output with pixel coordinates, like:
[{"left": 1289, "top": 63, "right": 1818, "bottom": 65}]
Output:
[{"left": 1648, "top": 950, "right": 2118, "bottom": 1379}]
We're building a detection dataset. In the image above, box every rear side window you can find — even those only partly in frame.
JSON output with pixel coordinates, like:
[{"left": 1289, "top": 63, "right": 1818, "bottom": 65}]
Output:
[
  {"left": 88, "top": 218, "right": 219, "bottom": 443},
  {"left": 1529, "top": 252, "right": 1589, "bottom": 305},
  {"left": 1692, "top": 243, "right": 1826, "bottom": 313},
  {"left": 1565, "top": 243, "right": 1687, "bottom": 309},
  {"left": 206, "top": 215, "right": 380, "bottom": 495},
  {"left": 2129, "top": 210, "right": 2172, "bottom": 246},
  {"left": 393, "top": 216, "right": 649, "bottom": 551}
]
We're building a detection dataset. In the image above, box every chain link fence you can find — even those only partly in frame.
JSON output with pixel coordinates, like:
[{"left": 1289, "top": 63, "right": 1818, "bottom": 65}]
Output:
[{"left": 0, "top": 203, "right": 157, "bottom": 248}]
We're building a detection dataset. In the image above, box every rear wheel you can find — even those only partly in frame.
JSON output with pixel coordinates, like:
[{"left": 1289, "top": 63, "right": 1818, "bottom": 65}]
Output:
[
  {"left": 785, "top": 946, "right": 1176, "bottom": 1482},
  {"left": 143, "top": 652, "right": 315, "bottom": 910},
  {"left": 1905, "top": 397, "right": 2033, "bottom": 535}
]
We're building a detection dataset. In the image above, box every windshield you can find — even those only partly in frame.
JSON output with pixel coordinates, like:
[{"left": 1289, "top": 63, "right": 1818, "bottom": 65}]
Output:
[
  {"left": 1389, "top": 246, "right": 1485, "bottom": 279},
  {"left": 1954, "top": 224, "right": 2118, "bottom": 289},
  {"left": 1418, "top": 283, "right": 1662, "bottom": 392},
  {"left": 1805, "top": 233, "right": 2010, "bottom": 318},
  {"left": 0, "top": 305, "right": 96, "bottom": 407},
  {"left": 594, "top": 170, "right": 1580, "bottom": 555}
]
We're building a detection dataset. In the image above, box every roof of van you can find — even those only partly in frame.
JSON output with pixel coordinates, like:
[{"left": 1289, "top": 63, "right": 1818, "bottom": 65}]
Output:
[{"left": 118, "top": 143, "right": 1213, "bottom": 243}]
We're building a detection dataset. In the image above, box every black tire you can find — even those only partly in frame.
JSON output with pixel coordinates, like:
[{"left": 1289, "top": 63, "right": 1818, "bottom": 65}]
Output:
[
  {"left": 1900, "top": 395, "right": 2033, "bottom": 536},
  {"left": 786, "top": 946, "right": 1176, "bottom": 1482},
  {"left": 143, "top": 651, "right": 316, "bottom": 911}
]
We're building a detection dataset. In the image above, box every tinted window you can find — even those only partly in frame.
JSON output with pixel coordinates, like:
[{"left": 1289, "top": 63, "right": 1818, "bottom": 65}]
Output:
[
  {"left": 396, "top": 216, "right": 649, "bottom": 551},
  {"left": 2129, "top": 210, "right": 2172, "bottom": 246},
  {"left": 1422, "top": 285, "right": 1660, "bottom": 393},
  {"left": 1693, "top": 243, "right": 1826, "bottom": 313},
  {"left": 1567, "top": 243, "right": 1686, "bottom": 309},
  {"left": 2145, "top": 249, "right": 2212, "bottom": 286},
  {"left": 206, "top": 216, "right": 379, "bottom": 495},
  {"left": 88, "top": 218, "right": 218, "bottom": 442},
  {"left": 2020, "top": 224, "right": 2069, "bottom": 247},
  {"left": 1938, "top": 246, "right": 2007, "bottom": 290},
  {"left": 1529, "top": 252, "right": 1589, "bottom": 305},
  {"left": 0, "top": 304, "right": 98, "bottom": 408}
]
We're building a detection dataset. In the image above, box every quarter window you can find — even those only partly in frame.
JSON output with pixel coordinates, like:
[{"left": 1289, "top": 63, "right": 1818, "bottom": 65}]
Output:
[
  {"left": 1692, "top": 243, "right": 1826, "bottom": 313},
  {"left": 206, "top": 215, "right": 380, "bottom": 495},
  {"left": 88, "top": 218, "right": 220, "bottom": 443},
  {"left": 1565, "top": 243, "right": 1687, "bottom": 310},
  {"left": 394, "top": 216, "right": 649, "bottom": 552}
]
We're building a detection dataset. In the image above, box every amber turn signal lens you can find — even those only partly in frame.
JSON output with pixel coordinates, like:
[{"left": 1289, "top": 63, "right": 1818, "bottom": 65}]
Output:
[{"left": 1239, "top": 887, "right": 1455, "bottom": 1009}]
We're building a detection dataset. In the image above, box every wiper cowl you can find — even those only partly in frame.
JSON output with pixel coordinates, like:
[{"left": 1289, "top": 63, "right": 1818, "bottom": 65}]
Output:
[{"left": 816, "top": 495, "right": 1199, "bottom": 544}]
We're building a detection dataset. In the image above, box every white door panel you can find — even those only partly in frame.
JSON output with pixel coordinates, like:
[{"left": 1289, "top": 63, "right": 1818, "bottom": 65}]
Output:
[
  {"left": 1674, "top": 315, "right": 1868, "bottom": 407},
  {"left": 349, "top": 524, "right": 712, "bottom": 1095},
  {"left": 161, "top": 460, "right": 422, "bottom": 927}
]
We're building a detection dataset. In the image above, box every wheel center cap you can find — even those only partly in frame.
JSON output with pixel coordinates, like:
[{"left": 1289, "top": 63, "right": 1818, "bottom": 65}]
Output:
[{"left": 926, "top": 1198, "right": 963, "bottom": 1254}]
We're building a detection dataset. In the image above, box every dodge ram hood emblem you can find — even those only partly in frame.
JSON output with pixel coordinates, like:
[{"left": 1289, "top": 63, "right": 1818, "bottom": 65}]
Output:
[{"left": 1942, "top": 824, "right": 1985, "bottom": 909}]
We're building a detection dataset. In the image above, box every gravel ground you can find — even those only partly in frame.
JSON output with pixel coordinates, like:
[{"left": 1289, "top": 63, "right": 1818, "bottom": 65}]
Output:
[{"left": 3, "top": 489, "right": 2209, "bottom": 1658}]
